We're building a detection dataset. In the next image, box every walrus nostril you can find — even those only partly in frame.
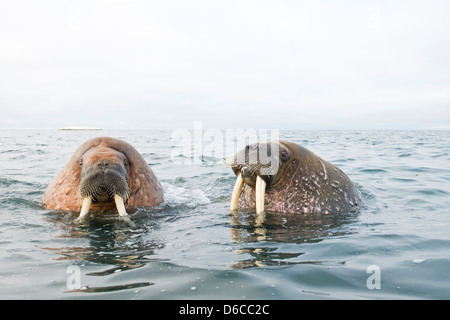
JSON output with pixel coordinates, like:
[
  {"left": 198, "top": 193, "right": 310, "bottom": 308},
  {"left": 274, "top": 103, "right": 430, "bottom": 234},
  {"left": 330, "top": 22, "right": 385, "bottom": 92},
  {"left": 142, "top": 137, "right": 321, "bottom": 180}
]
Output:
[{"left": 97, "top": 161, "right": 110, "bottom": 169}]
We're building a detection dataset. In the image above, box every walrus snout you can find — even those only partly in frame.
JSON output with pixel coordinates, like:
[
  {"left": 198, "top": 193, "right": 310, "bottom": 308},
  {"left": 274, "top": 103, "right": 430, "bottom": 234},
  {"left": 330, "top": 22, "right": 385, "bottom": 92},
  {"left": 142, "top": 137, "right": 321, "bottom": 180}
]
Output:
[
  {"left": 230, "top": 141, "right": 284, "bottom": 180},
  {"left": 232, "top": 164, "right": 273, "bottom": 188},
  {"left": 78, "top": 167, "right": 129, "bottom": 203}
]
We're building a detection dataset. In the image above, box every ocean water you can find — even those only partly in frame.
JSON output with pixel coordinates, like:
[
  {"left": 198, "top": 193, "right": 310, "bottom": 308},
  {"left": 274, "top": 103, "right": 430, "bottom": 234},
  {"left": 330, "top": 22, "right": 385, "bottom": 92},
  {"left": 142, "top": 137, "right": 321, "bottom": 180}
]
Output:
[{"left": 0, "top": 129, "right": 449, "bottom": 300}]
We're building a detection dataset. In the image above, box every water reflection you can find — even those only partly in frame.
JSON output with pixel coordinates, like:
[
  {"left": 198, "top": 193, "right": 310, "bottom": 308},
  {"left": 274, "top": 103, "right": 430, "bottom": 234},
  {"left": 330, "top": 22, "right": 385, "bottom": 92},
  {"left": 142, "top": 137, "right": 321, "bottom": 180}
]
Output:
[
  {"left": 43, "top": 210, "right": 164, "bottom": 293},
  {"left": 42, "top": 204, "right": 359, "bottom": 287},
  {"left": 64, "top": 281, "right": 153, "bottom": 294},
  {"left": 228, "top": 210, "right": 357, "bottom": 269}
]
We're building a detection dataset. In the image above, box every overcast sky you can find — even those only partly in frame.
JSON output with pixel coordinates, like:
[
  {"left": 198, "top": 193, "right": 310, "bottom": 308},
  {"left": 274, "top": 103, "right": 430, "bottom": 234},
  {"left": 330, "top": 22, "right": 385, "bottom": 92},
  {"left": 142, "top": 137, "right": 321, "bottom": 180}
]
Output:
[{"left": 0, "top": 0, "right": 449, "bottom": 130}]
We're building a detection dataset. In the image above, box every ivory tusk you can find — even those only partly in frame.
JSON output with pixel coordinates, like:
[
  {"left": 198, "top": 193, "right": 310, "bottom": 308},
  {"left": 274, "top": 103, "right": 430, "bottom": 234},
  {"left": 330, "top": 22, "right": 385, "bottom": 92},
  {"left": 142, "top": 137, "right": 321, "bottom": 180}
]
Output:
[
  {"left": 230, "top": 173, "right": 244, "bottom": 212},
  {"left": 255, "top": 176, "right": 266, "bottom": 215},
  {"left": 114, "top": 194, "right": 128, "bottom": 217},
  {"left": 77, "top": 196, "right": 92, "bottom": 221},
  {"left": 114, "top": 194, "right": 135, "bottom": 227}
]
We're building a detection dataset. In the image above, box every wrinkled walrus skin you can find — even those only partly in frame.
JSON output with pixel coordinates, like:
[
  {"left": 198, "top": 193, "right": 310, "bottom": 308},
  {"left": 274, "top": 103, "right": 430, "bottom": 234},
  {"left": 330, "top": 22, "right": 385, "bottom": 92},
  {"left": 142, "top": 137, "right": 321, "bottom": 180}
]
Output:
[
  {"left": 43, "top": 137, "right": 164, "bottom": 216},
  {"left": 229, "top": 140, "right": 361, "bottom": 215}
]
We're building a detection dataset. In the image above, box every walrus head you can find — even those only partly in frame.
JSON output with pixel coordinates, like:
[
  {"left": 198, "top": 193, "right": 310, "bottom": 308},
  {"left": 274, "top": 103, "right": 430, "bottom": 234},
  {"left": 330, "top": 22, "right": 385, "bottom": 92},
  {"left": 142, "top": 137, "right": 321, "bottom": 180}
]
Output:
[
  {"left": 229, "top": 141, "right": 292, "bottom": 214},
  {"left": 77, "top": 145, "right": 131, "bottom": 221}
]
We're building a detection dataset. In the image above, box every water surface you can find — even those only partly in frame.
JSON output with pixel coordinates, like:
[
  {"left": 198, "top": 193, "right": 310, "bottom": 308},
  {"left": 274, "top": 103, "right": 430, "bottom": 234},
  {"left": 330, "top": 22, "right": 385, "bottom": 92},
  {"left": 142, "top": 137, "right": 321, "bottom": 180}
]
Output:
[{"left": 0, "top": 130, "right": 449, "bottom": 299}]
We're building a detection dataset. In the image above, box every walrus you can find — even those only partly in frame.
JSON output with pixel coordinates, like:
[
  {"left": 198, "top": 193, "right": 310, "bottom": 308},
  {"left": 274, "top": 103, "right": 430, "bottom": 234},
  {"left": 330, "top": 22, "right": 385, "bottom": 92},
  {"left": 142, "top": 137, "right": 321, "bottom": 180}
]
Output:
[
  {"left": 229, "top": 140, "right": 360, "bottom": 216},
  {"left": 43, "top": 137, "right": 164, "bottom": 224}
]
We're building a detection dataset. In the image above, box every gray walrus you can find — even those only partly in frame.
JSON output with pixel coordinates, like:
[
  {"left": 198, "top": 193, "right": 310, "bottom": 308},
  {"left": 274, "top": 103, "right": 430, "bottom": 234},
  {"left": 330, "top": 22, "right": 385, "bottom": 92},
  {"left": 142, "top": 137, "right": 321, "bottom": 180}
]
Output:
[
  {"left": 43, "top": 137, "right": 164, "bottom": 224},
  {"left": 229, "top": 140, "right": 360, "bottom": 215}
]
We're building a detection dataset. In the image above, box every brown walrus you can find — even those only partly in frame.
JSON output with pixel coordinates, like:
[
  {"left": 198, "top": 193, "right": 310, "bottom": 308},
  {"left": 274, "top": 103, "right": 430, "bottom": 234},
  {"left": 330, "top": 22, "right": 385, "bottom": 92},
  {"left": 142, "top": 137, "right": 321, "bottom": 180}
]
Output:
[
  {"left": 229, "top": 140, "right": 360, "bottom": 216},
  {"left": 43, "top": 137, "right": 164, "bottom": 223}
]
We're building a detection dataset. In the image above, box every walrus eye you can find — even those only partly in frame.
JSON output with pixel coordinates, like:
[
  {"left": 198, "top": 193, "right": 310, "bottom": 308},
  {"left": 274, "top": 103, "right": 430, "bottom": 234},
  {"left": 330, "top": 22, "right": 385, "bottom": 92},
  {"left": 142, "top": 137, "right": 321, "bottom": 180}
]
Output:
[
  {"left": 79, "top": 159, "right": 83, "bottom": 167},
  {"left": 280, "top": 149, "right": 290, "bottom": 161},
  {"left": 123, "top": 158, "right": 129, "bottom": 166}
]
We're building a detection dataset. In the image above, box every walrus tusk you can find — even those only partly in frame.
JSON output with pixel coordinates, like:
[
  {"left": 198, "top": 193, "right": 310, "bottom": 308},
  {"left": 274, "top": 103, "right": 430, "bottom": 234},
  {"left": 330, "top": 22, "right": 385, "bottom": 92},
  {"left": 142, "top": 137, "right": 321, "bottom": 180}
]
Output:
[
  {"left": 77, "top": 196, "right": 92, "bottom": 221},
  {"left": 230, "top": 173, "right": 244, "bottom": 212},
  {"left": 255, "top": 176, "right": 266, "bottom": 215},
  {"left": 114, "top": 194, "right": 135, "bottom": 227},
  {"left": 114, "top": 194, "right": 128, "bottom": 217}
]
